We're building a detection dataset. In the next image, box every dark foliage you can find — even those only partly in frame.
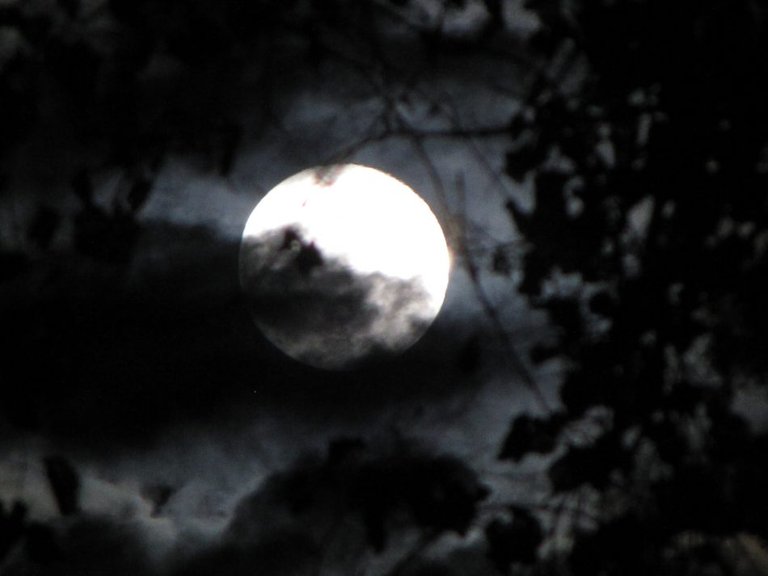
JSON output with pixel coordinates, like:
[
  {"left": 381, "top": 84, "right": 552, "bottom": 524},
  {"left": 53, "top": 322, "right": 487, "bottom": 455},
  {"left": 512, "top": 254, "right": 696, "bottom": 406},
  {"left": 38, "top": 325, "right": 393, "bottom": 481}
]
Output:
[
  {"left": 0, "top": 500, "right": 27, "bottom": 563},
  {"left": 495, "top": 0, "right": 768, "bottom": 573},
  {"left": 141, "top": 484, "right": 177, "bottom": 517},
  {"left": 498, "top": 413, "right": 564, "bottom": 461},
  {"left": 43, "top": 456, "right": 81, "bottom": 516},
  {"left": 0, "top": 501, "right": 62, "bottom": 567},
  {"left": 25, "top": 522, "right": 62, "bottom": 565},
  {"left": 485, "top": 507, "right": 543, "bottom": 570},
  {"left": 228, "top": 439, "right": 488, "bottom": 557},
  {"left": 71, "top": 170, "right": 146, "bottom": 263},
  {"left": 27, "top": 206, "right": 61, "bottom": 250},
  {"left": 348, "top": 449, "right": 489, "bottom": 550},
  {"left": 0, "top": 250, "right": 28, "bottom": 282}
]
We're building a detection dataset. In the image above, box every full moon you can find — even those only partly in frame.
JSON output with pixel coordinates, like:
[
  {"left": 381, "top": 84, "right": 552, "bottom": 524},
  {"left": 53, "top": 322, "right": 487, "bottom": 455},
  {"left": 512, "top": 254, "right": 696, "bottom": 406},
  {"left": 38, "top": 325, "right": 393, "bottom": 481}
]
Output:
[{"left": 239, "top": 164, "right": 451, "bottom": 370}]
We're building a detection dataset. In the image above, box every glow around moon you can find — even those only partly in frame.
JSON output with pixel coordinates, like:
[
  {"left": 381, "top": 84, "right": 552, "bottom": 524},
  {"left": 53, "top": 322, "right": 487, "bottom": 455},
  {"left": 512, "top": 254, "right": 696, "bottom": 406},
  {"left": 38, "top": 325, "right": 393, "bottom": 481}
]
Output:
[{"left": 239, "top": 164, "right": 450, "bottom": 369}]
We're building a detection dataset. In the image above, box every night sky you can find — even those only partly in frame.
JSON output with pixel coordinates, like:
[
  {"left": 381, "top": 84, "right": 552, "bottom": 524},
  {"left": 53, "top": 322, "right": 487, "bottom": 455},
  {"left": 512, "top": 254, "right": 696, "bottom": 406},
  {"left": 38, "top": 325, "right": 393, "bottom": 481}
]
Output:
[
  {"left": 4, "top": 1, "right": 768, "bottom": 575},
  {"left": 0, "top": 2, "right": 554, "bottom": 574}
]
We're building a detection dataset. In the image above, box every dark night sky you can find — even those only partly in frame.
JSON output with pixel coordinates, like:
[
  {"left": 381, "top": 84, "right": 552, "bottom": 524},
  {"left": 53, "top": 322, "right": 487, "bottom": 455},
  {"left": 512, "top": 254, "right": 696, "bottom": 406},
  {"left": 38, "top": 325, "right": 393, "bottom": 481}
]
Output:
[
  {"left": 6, "top": 1, "right": 768, "bottom": 575},
  {"left": 0, "top": 1, "right": 559, "bottom": 575}
]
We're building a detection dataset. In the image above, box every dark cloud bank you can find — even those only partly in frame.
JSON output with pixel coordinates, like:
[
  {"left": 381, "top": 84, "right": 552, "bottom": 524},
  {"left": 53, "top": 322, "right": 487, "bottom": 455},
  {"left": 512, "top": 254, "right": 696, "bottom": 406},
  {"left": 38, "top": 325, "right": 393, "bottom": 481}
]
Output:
[
  {"left": 2, "top": 220, "right": 488, "bottom": 447},
  {"left": 0, "top": 216, "right": 505, "bottom": 575},
  {"left": 1, "top": 441, "right": 491, "bottom": 576}
]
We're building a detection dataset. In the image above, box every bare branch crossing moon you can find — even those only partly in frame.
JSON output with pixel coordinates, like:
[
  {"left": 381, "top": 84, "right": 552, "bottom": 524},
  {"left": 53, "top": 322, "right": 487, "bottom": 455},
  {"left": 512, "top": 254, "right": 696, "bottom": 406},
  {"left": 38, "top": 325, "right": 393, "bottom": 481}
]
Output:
[{"left": 239, "top": 164, "right": 451, "bottom": 369}]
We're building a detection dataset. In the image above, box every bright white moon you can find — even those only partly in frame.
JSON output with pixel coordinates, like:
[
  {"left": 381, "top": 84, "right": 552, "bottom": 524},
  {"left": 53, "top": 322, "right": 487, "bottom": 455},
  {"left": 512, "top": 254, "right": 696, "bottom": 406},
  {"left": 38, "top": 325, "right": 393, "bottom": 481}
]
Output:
[{"left": 239, "top": 164, "right": 450, "bottom": 369}]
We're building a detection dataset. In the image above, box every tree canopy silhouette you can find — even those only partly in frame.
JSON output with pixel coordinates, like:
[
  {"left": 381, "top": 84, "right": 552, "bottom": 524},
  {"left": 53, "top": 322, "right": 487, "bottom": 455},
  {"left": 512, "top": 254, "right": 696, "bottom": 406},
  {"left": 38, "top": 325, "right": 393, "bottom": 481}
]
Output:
[{"left": 496, "top": 0, "right": 768, "bottom": 574}]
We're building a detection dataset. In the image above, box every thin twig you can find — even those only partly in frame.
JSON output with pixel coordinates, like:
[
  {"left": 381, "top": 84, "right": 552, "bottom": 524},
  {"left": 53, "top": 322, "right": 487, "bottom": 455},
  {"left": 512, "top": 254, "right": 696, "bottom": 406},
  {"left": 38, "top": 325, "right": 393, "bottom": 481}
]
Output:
[{"left": 409, "top": 136, "right": 551, "bottom": 412}]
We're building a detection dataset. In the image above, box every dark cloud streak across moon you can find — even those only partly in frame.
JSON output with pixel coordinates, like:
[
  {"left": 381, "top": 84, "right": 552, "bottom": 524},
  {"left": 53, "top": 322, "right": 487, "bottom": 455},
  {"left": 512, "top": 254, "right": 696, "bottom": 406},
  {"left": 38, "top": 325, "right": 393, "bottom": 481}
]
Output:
[{"left": 240, "top": 226, "right": 435, "bottom": 370}]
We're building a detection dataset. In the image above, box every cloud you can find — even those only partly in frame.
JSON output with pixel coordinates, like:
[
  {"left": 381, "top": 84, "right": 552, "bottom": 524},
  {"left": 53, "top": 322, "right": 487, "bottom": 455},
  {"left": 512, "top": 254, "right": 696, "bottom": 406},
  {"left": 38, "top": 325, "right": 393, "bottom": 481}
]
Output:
[
  {"left": 166, "top": 437, "right": 488, "bottom": 576},
  {"left": 240, "top": 226, "right": 436, "bottom": 369},
  {"left": 2, "top": 437, "right": 488, "bottom": 576},
  {"left": 173, "top": 533, "right": 320, "bottom": 576},
  {"left": 1, "top": 514, "right": 163, "bottom": 576},
  {"left": 0, "top": 214, "right": 507, "bottom": 456}
]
